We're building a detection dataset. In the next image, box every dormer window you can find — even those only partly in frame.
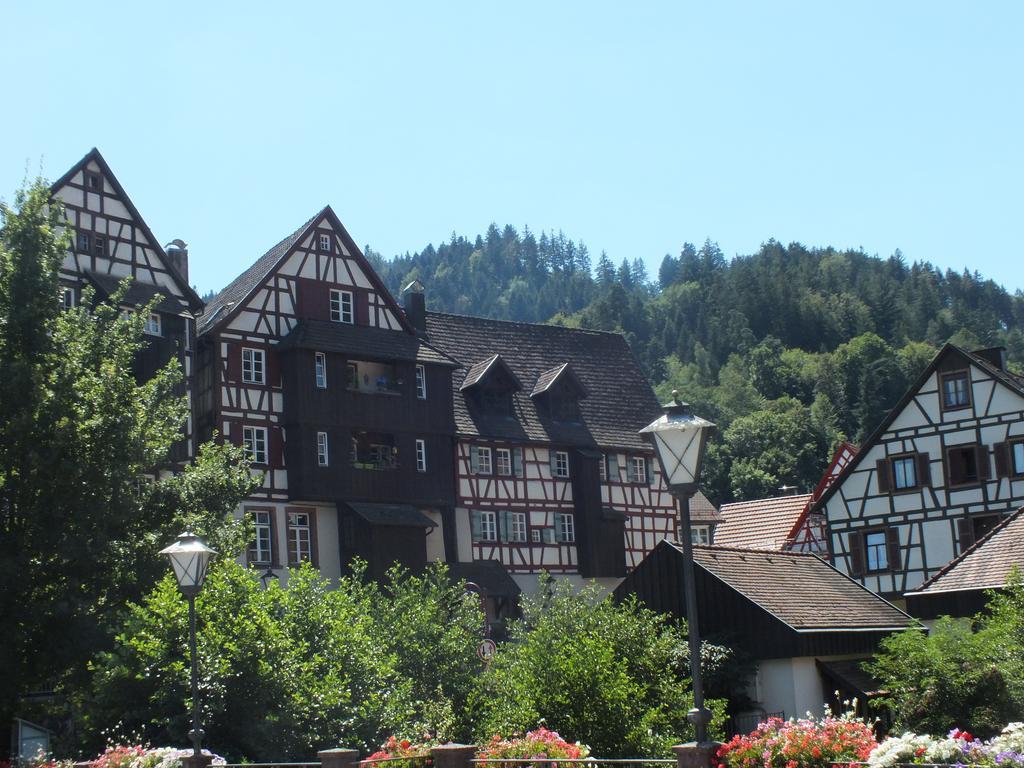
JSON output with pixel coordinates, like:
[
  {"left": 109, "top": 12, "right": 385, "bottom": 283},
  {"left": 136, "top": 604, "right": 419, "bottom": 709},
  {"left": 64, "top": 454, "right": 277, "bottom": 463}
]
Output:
[
  {"left": 319, "top": 233, "right": 331, "bottom": 252},
  {"left": 531, "top": 363, "right": 588, "bottom": 423}
]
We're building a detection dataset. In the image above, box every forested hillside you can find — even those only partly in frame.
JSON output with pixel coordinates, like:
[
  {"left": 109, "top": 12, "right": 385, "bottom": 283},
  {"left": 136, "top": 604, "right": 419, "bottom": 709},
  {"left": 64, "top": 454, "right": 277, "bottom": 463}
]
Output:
[{"left": 370, "top": 225, "right": 1024, "bottom": 504}]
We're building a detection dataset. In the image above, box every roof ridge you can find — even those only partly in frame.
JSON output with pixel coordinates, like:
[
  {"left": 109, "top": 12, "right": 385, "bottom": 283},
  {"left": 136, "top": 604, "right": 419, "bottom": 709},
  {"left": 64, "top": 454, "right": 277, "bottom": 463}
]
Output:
[
  {"left": 425, "top": 310, "right": 628, "bottom": 338},
  {"left": 687, "top": 541, "right": 815, "bottom": 558},
  {"left": 721, "top": 492, "right": 812, "bottom": 507}
]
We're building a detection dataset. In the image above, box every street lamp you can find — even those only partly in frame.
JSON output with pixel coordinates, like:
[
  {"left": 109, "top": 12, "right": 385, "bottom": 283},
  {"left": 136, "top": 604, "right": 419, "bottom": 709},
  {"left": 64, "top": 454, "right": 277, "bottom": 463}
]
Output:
[
  {"left": 640, "top": 391, "right": 715, "bottom": 745},
  {"left": 160, "top": 532, "right": 217, "bottom": 767}
]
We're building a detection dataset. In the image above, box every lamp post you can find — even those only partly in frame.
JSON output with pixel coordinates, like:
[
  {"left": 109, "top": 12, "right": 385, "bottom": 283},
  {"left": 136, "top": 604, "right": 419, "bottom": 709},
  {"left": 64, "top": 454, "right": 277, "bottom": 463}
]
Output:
[
  {"left": 160, "top": 532, "right": 217, "bottom": 768},
  {"left": 640, "top": 391, "right": 715, "bottom": 747}
]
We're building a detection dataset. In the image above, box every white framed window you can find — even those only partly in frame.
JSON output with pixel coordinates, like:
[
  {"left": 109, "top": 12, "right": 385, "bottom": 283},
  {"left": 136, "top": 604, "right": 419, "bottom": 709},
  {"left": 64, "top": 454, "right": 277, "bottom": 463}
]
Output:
[
  {"left": 416, "top": 438, "right": 427, "bottom": 472},
  {"left": 510, "top": 511, "right": 527, "bottom": 543},
  {"left": 76, "top": 231, "right": 91, "bottom": 252},
  {"left": 496, "top": 448, "right": 512, "bottom": 476},
  {"left": 252, "top": 510, "right": 273, "bottom": 563},
  {"left": 630, "top": 456, "right": 647, "bottom": 484},
  {"left": 243, "top": 426, "right": 268, "bottom": 464},
  {"left": 60, "top": 287, "right": 75, "bottom": 311},
  {"left": 475, "top": 446, "right": 493, "bottom": 474},
  {"left": 242, "top": 348, "right": 266, "bottom": 384},
  {"left": 598, "top": 454, "right": 607, "bottom": 481},
  {"left": 865, "top": 530, "right": 888, "bottom": 572},
  {"left": 415, "top": 364, "right": 427, "bottom": 399},
  {"left": 315, "top": 352, "right": 327, "bottom": 388},
  {"left": 554, "top": 450, "right": 570, "bottom": 478},
  {"left": 143, "top": 313, "right": 162, "bottom": 336},
  {"left": 317, "top": 431, "right": 329, "bottom": 466},
  {"left": 480, "top": 510, "right": 497, "bottom": 541},
  {"left": 555, "top": 513, "right": 575, "bottom": 543},
  {"left": 892, "top": 456, "right": 918, "bottom": 490},
  {"left": 531, "top": 528, "right": 542, "bottom": 543},
  {"left": 691, "top": 526, "right": 711, "bottom": 545},
  {"left": 330, "top": 289, "right": 354, "bottom": 324},
  {"left": 319, "top": 233, "right": 331, "bottom": 252},
  {"left": 287, "top": 510, "right": 313, "bottom": 565}
]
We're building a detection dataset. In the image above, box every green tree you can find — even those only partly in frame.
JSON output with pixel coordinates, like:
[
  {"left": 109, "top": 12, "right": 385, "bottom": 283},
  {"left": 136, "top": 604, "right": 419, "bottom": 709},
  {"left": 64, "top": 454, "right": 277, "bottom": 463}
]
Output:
[
  {"left": 472, "top": 575, "right": 727, "bottom": 757},
  {"left": 0, "top": 180, "right": 256, "bottom": 730}
]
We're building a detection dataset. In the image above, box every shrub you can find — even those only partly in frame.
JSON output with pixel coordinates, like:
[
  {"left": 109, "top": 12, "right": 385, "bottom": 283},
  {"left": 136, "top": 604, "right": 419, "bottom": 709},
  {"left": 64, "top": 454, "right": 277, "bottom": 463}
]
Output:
[
  {"left": 478, "top": 727, "right": 589, "bottom": 768},
  {"left": 716, "top": 712, "right": 877, "bottom": 768}
]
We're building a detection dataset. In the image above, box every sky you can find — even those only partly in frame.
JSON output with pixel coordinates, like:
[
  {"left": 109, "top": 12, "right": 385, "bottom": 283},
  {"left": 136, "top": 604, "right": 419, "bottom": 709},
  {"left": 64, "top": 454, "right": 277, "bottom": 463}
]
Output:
[{"left": 1, "top": 1, "right": 1022, "bottom": 297}]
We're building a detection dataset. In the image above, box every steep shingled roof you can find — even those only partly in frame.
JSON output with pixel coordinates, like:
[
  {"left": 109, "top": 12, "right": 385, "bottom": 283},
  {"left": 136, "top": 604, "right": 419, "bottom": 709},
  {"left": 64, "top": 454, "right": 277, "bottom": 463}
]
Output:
[
  {"left": 908, "top": 508, "right": 1024, "bottom": 596},
  {"left": 424, "top": 312, "right": 660, "bottom": 450},
  {"left": 677, "top": 542, "right": 913, "bottom": 631},
  {"left": 714, "top": 493, "right": 813, "bottom": 550},
  {"left": 198, "top": 210, "right": 321, "bottom": 333}
]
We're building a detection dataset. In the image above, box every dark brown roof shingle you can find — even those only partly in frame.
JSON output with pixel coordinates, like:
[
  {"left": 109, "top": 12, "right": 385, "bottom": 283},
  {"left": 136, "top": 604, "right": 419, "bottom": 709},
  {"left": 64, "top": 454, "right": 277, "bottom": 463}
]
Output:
[
  {"left": 676, "top": 542, "right": 913, "bottom": 631},
  {"left": 424, "top": 312, "right": 661, "bottom": 450},
  {"left": 277, "top": 319, "right": 458, "bottom": 366}
]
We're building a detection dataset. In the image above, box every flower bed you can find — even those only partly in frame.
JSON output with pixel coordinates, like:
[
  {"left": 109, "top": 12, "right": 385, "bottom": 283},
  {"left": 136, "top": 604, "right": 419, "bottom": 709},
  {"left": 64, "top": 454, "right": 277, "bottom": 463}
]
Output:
[
  {"left": 363, "top": 737, "right": 433, "bottom": 768},
  {"left": 477, "top": 728, "right": 590, "bottom": 768},
  {"left": 716, "top": 713, "right": 877, "bottom": 768},
  {"left": 868, "top": 724, "right": 1024, "bottom": 767}
]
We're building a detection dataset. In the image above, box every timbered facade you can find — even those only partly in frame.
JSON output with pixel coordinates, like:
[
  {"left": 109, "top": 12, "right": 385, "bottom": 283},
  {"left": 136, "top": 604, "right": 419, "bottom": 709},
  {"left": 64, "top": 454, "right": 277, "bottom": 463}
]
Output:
[
  {"left": 423, "top": 311, "right": 676, "bottom": 592},
  {"left": 197, "top": 208, "right": 458, "bottom": 582},
  {"left": 50, "top": 149, "right": 204, "bottom": 462},
  {"left": 815, "top": 345, "right": 1024, "bottom": 597}
]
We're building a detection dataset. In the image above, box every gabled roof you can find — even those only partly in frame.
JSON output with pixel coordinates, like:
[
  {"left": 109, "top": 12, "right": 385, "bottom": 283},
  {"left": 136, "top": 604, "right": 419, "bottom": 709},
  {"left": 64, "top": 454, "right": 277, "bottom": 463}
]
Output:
[
  {"left": 690, "top": 490, "right": 723, "bottom": 524},
  {"left": 714, "top": 493, "right": 813, "bottom": 550},
  {"left": 681, "top": 542, "right": 913, "bottom": 632},
  {"left": 277, "top": 319, "right": 458, "bottom": 366},
  {"left": 531, "top": 362, "right": 589, "bottom": 399},
  {"left": 813, "top": 344, "right": 1024, "bottom": 512},
  {"left": 907, "top": 508, "right": 1024, "bottom": 596},
  {"left": 424, "top": 312, "right": 661, "bottom": 450},
  {"left": 460, "top": 354, "right": 522, "bottom": 392},
  {"left": 198, "top": 206, "right": 412, "bottom": 336},
  {"left": 51, "top": 148, "right": 204, "bottom": 312}
]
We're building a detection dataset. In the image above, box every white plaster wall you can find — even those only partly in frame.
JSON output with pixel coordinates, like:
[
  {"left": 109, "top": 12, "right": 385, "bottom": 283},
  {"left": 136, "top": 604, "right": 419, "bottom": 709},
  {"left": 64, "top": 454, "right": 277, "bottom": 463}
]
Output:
[{"left": 424, "top": 509, "right": 447, "bottom": 562}]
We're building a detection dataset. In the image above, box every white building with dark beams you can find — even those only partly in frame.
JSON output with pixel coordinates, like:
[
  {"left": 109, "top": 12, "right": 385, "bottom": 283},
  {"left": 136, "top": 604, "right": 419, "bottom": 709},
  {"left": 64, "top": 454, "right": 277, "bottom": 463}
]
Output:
[
  {"left": 814, "top": 344, "right": 1024, "bottom": 598},
  {"left": 50, "top": 149, "right": 205, "bottom": 462}
]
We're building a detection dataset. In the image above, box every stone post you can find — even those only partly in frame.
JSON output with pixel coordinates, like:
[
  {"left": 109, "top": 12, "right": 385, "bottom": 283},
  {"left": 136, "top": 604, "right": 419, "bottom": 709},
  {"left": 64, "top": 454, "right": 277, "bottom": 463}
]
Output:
[
  {"left": 430, "top": 743, "right": 477, "bottom": 768},
  {"left": 180, "top": 755, "right": 213, "bottom": 768},
  {"left": 673, "top": 742, "right": 720, "bottom": 768},
  {"left": 319, "top": 748, "right": 361, "bottom": 768}
]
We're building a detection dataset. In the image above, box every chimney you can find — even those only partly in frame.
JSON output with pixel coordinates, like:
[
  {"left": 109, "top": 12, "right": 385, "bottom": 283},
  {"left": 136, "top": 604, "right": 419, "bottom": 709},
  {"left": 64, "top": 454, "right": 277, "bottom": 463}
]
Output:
[
  {"left": 972, "top": 346, "right": 1008, "bottom": 371},
  {"left": 403, "top": 279, "right": 426, "bottom": 335},
  {"left": 164, "top": 239, "right": 189, "bottom": 283}
]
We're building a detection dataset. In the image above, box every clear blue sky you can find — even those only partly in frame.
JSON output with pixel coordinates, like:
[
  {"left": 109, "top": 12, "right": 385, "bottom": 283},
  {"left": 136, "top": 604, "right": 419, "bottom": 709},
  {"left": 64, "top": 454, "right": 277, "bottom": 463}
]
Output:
[{"left": 2, "top": 1, "right": 1022, "bottom": 296}]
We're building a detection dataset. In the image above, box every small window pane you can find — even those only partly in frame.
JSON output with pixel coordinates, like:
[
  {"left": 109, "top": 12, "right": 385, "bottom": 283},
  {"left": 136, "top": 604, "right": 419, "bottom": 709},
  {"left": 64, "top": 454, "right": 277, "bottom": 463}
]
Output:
[
  {"left": 243, "top": 426, "right": 267, "bottom": 464},
  {"left": 480, "top": 511, "right": 497, "bottom": 541},
  {"left": 943, "top": 373, "right": 970, "bottom": 408},
  {"left": 319, "top": 233, "right": 331, "bottom": 252},
  {"left": 315, "top": 352, "right": 327, "bottom": 388},
  {"left": 317, "top": 432, "right": 329, "bottom": 466},
  {"left": 892, "top": 456, "right": 917, "bottom": 489},
  {"left": 555, "top": 451, "right": 569, "bottom": 478},
  {"left": 416, "top": 439, "right": 426, "bottom": 472},
  {"left": 510, "top": 512, "right": 527, "bottom": 542},
  {"left": 288, "top": 512, "right": 312, "bottom": 564},
  {"left": 477, "top": 447, "right": 493, "bottom": 474},
  {"left": 1014, "top": 443, "right": 1024, "bottom": 475},
  {"left": 691, "top": 526, "right": 710, "bottom": 545},
  {"left": 496, "top": 448, "right": 512, "bottom": 476},
  {"left": 330, "top": 290, "right": 354, "bottom": 324},
  {"left": 556, "top": 513, "right": 575, "bottom": 543},
  {"left": 865, "top": 531, "right": 888, "bottom": 571},
  {"left": 253, "top": 511, "right": 273, "bottom": 563},
  {"left": 415, "top": 364, "right": 426, "bottom": 399},
  {"left": 242, "top": 348, "right": 265, "bottom": 384}
]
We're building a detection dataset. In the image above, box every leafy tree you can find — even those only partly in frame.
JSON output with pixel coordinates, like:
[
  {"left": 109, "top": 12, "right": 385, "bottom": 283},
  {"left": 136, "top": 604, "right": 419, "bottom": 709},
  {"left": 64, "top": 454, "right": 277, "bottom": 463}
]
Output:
[
  {"left": 472, "top": 575, "right": 727, "bottom": 757},
  {"left": 868, "top": 572, "right": 1024, "bottom": 737},
  {"left": 0, "top": 180, "right": 256, "bottom": 732}
]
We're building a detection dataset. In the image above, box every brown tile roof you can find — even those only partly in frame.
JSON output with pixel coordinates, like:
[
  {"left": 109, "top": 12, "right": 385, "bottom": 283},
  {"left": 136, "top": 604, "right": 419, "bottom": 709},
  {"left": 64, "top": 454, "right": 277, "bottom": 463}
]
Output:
[
  {"left": 675, "top": 542, "right": 913, "bottom": 631},
  {"left": 690, "top": 490, "right": 723, "bottom": 523},
  {"left": 424, "top": 311, "right": 661, "bottom": 450},
  {"left": 909, "top": 508, "right": 1024, "bottom": 595},
  {"left": 277, "top": 319, "right": 458, "bottom": 366},
  {"left": 714, "top": 493, "right": 813, "bottom": 550}
]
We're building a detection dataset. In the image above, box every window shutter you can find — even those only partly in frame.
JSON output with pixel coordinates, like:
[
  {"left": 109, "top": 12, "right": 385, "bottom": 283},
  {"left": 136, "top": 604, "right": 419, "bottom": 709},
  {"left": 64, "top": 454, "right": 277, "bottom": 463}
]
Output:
[
  {"left": 553, "top": 513, "right": 564, "bottom": 542},
  {"left": 269, "top": 427, "right": 283, "bottom": 466},
  {"left": 607, "top": 454, "right": 619, "bottom": 482},
  {"left": 470, "top": 446, "right": 479, "bottom": 474},
  {"left": 977, "top": 444, "right": 992, "bottom": 480},
  {"left": 549, "top": 450, "right": 558, "bottom": 475},
  {"left": 626, "top": 458, "right": 636, "bottom": 483},
  {"left": 916, "top": 453, "right": 931, "bottom": 487},
  {"left": 994, "top": 442, "right": 1011, "bottom": 478},
  {"left": 645, "top": 458, "right": 652, "bottom": 485},
  {"left": 542, "top": 527, "right": 555, "bottom": 544},
  {"left": 957, "top": 517, "right": 975, "bottom": 553},
  {"left": 499, "top": 511, "right": 510, "bottom": 542},
  {"left": 227, "top": 343, "right": 242, "bottom": 383},
  {"left": 266, "top": 348, "right": 280, "bottom": 388},
  {"left": 356, "top": 292, "right": 370, "bottom": 325},
  {"left": 512, "top": 447, "right": 524, "bottom": 477},
  {"left": 849, "top": 531, "right": 866, "bottom": 577},
  {"left": 875, "top": 459, "right": 891, "bottom": 493},
  {"left": 470, "top": 510, "right": 482, "bottom": 542},
  {"left": 885, "top": 527, "right": 901, "bottom": 572}
]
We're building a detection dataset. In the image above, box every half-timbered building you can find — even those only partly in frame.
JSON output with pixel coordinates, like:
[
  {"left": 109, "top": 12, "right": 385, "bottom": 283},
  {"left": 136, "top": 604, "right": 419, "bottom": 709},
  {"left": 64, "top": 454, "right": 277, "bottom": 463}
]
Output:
[
  {"left": 814, "top": 344, "right": 1024, "bottom": 598},
  {"left": 422, "top": 309, "right": 677, "bottom": 594},
  {"left": 197, "top": 209, "right": 459, "bottom": 582},
  {"left": 50, "top": 149, "right": 204, "bottom": 462}
]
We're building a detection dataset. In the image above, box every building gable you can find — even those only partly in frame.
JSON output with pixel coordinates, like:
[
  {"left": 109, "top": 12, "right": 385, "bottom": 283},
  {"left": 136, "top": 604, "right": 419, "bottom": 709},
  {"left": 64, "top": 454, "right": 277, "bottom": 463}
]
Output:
[{"left": 50, "top": 148, "right": 202, "bottom": 312}]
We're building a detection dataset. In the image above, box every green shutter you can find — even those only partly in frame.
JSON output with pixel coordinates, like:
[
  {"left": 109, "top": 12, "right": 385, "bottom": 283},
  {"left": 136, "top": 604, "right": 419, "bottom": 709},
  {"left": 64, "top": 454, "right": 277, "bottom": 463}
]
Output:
[
  {"left": 499, "top": 511, "right": 511, "bottom": 542},
  {"left": 549, "top": 449, "right": 558, "bottom": 475},
  {"left": 542, "top": 526, "right": 555, "bottom": 544},
  {"left": 626, "top": 457, "right": 636, "bottom": 483},
  {"left": 470, "top": 510, "right": 482, "bottom": 541},
  {"left": 554, "top": 513, "right": 565, "bottom": 542},
  {"left": 513, "top": 447, "right": 524, "bottom": 477},
  {"left": 608, "top": 454, "right": 619, "bottom": 482},
  {"left": 470, "top": 446, "right": 479, "bottom": 473}
]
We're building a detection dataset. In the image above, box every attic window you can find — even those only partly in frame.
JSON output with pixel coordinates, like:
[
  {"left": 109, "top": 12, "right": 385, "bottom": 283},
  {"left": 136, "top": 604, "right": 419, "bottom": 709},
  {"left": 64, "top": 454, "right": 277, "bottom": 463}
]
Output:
[
  {"left": 940, "top": 370, "right": 971, "bottom": 411},
  {"left": 86, "top": 172, "right": 101, "bottom": 190},
  {"left": 319, "top": 233, "right": 331, "bottom": 253},
  {"left": 76, "top": 232, "right": 91, "bottom": 253}
]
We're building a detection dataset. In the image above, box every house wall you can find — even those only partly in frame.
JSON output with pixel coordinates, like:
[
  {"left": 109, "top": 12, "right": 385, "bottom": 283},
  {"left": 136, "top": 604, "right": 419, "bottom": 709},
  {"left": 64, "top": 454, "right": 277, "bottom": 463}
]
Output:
[
  {"left": 824, "top": 357, "right": 1024, "bottom": 594},
  {"left": 753, "top": 654, "right": 866, "bottom": 720}
]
